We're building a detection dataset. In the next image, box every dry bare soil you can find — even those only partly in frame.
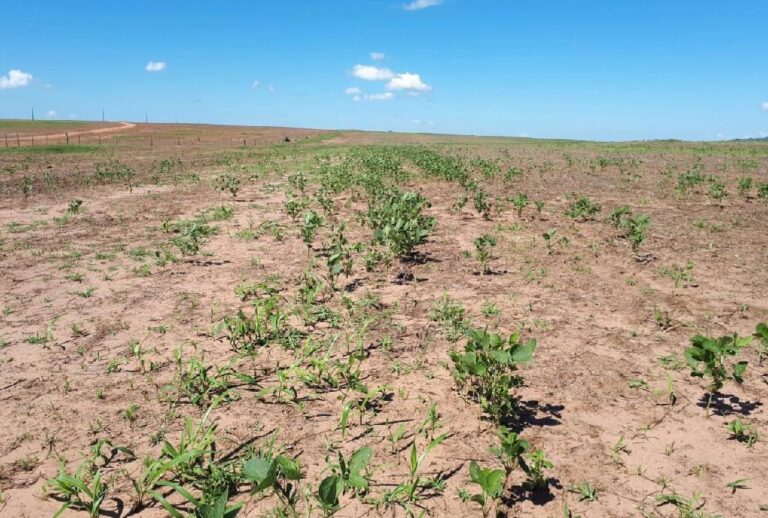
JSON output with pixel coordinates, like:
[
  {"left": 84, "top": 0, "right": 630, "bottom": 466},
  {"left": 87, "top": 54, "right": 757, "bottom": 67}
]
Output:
[{"left": 1, "top": 122, "right": 767, "bottom": 517}]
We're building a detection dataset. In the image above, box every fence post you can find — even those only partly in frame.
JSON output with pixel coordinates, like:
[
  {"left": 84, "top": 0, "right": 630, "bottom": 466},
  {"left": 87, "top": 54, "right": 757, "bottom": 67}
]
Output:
[
  {"left": 78, "top": 135, "right": 81, "bottom": 144},
  {"left": 17, "top": 133, "right": 20, "bottom": 147},
  {"left": 98, "top": 135, "right": 101, "bottom": 145},
  {"left": 150, "top": 136, "right": 153, "bottom": 147},
  {"left": 4, "top": 133, "right": 7, "bottom": 147},
  {"left": 66, "top": 132, "right": 69, "bottom": 144},
  {"left": 32, "top": 136, "right": 35, "bottom": 147}
]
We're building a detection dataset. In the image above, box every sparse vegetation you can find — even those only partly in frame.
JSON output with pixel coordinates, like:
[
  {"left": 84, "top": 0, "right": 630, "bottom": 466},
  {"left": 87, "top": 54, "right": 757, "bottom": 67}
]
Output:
[{"left": 0, "top": 123, "right": 765, "bottom": 517}]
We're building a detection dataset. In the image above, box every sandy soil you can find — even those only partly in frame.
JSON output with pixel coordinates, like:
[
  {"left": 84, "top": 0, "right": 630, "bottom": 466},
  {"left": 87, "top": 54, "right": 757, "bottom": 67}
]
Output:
[
  {"left": 10, "top": 122, "right": 137, "bottom": 142},
  {"left": 0, "top": 125, "right": 766, "bottom": 517}
]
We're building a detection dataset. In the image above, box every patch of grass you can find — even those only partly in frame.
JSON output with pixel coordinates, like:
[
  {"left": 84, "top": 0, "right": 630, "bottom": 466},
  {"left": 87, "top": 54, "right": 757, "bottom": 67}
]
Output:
[{"left": 0, "top": 144, "right": 101, "bottom": 154}]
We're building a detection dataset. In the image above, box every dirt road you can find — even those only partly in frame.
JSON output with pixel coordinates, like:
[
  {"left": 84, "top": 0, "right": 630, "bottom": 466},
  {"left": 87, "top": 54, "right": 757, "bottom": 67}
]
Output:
[{"left": 13, "top": 121, "right": 136, "bottom": 142}]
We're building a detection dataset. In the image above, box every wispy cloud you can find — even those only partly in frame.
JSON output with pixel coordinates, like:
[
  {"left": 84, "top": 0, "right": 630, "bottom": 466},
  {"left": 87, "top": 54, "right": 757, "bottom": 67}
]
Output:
[
  {"left": 0, "top": 69, "right": 33, "bottom": 89},
  {"left": 762, "top": 102, "right": 768, "bottom": 111},
  {"left": 367, "top": 92, "right": 394, "bottom": 101},
  {"left": 352, "top": 64, "right": 394, "bottom": 81},
  {"left": 345, "top": 87, "right": 362, "bottom": 95},
  {"left": 403, "top": 0, "right": 443, "bottom": 11},
  {"left": 252, "top": 80, "right": 260, "bottom": 88},
  {"left": 370, "top": 52, "right": 385, "bottom": 61},
  {"left": 386, "top": 72, "right": 431, "bottom": 92},
  {"left": 145, "top": 61, "right": 167, "bottom": 72},
  {"left": 45, "top": 110, "right": 56, "bottom": 117}
]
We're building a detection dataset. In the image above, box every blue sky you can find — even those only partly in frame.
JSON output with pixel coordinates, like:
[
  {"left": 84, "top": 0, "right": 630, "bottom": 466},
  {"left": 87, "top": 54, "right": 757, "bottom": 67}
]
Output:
[{"left": 1, "top": 0, "right": 767, "bottom": 140}]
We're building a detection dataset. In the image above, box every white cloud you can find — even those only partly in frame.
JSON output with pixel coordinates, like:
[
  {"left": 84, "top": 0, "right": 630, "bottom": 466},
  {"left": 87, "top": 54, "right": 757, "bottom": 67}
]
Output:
[
  {"left": 0, "top": 69, "right": 33, "bottom": 89},
  {"left": 352, "top": 64, "right": 394, "bottom": 81},
  {"left": 403, "top": 0, "right": 443, "bottom": 11},
  {"left": 145, "top": 61, "right": 167, "bottom": 72},
  {"left": 46, "top": 110, "right": 56, "bottom": 117},
  {"left": 386, "top": 72, "right": 431, "bottom": 92},
  {"left": 345, "top": 87, "right": 362, "bottom": 95},
  {"left": 367, "top": 92, "right": 394, "bottom": 101},
  {"left": 370, "top": 52, "right": 385, "bottom": 61},
  {"left": 267, "top": 83, "right": 276, "bottom": 92},
  {"left": 252, "top": 80, "right": 260, "bottom": 88},
  {"left": 352, "top": 95, "right": 361, "bottom": 102},
  {"left": 762, "top": 102, "right": 768, "bottom": 111}
]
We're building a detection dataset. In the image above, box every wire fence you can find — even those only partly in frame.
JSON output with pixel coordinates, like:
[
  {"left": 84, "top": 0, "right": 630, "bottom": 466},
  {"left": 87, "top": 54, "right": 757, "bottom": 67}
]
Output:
[{"left": 1, "top": 131, "right": 295, "bottom": 150}]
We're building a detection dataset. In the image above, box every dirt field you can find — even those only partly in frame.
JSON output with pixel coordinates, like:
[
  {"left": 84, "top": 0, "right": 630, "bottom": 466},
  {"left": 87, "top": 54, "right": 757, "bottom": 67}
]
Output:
[{"left": 0, "top": 121, "right": 767, "bottom": 517}]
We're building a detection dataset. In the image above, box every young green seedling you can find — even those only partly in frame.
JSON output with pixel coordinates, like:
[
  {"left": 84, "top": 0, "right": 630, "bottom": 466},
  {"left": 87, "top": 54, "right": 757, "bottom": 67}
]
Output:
[
  {"left": 473, "top": 234, "right": 497, "bottom": 274},
  {"left": 317, "top": 446, "right": 373, "bottom": 513},
  {"left": 48, "top": 463, "right": 107, "bottom": 518},
  {"left": 753, "top": 322, "right": 768, "bottom": 365},
  {"left": 726, "top": 419, "right": 759, "bottom": 447},
  {"left": 300, "top": 210, "right": 323, "bottom": 252},
  {"left": 466, "top": 461, "right": 505, "bottom": 518},
  {"left": 569, "top": 481, "right": 598, "bottom": 502},
  {"left": 684, "top": 332, "right": 751, "bottom": 414}
]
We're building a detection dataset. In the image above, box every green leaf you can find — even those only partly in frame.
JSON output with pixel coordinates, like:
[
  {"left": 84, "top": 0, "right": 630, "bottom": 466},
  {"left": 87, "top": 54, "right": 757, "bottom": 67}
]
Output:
[
  {"left": 511, "top": 339, "right": 537, "bottom": 363},
  {"left": 243, "top": 456, "right": 273, "bottom": 492},
  {"left": 318, "top": 476, "right": 343, "bottom": 508},
  {"left": 348, "top": 446, "right": 372, "bottom": 474},
  {"left": 276, "top": 455, "right": 301, "bottom": 480},
  {"left": 733, "top": 361, "right": 748, "bottom": 383},
  {"left": 469, "top": 460, "right": 481, "bottom": 484},
  {"left": 486, "top": 469, "right": 506, "bottom": 497}
]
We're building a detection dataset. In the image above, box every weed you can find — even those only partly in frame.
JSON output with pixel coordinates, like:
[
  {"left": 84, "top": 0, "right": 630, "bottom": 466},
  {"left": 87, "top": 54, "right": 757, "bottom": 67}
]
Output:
[
  {"left": 726, "top": 478, "right": 749, "bottom": 493},
  {"left": 737, "top": 177, "right": 753, "bottom": 197},
  {"left": 656, "top": 490, "right": 712, "bottom": 517},
  {"left": 74, "top": 287, "right": 95, "bottom": 298},
  {"left": 48, "top": 463, "right": 107, "bottom": 518},
  {"left": 377, "top": 434, "right": 447, "bottom": 514},
  {"left": 569, "top": 481, "right": 598, "bottom": 502},
  {"left": 757, "top": 182, "right": 768, "bottom": 201},
  {"left": 122, "top": 404, "right": 140, "bottom": 425},
  {"left": 660, "top": 261, "right": 695, "bottom": 288},
  {"left": 429, "top": 295, "right": 467, "bottom": 342},
  {"left": 726, "top": 419, "right": 759, "bottom": 447},
  {"left": 214, "top": 170, "right": 241, "bottom": 197}
]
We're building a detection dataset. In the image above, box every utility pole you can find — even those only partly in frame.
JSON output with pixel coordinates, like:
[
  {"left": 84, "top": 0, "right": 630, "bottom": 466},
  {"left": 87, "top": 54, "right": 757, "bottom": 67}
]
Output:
[
  {"left": 145, "top": 112, "right": 148, "bottom": 124},
  {"left": 102, "top": 108, "right": 105, "bottom": 122},
  {"left": 31, "top": 108, "right": 35, "bottom": 121}
]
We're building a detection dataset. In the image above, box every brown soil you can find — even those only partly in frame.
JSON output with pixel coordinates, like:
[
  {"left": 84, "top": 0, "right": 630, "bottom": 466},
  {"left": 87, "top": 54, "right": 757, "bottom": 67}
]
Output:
[{"left": 0, "top": 124, "right": 766, "bottom": 517}]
